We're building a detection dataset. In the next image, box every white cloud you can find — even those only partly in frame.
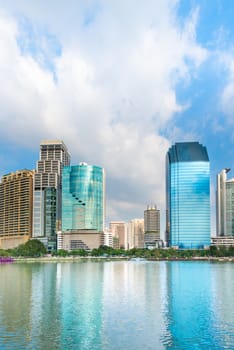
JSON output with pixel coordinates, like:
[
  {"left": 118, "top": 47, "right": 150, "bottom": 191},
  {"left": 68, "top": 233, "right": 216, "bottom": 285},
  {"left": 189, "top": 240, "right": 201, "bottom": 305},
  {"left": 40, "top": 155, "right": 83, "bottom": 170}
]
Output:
[
  {"left": 220, "top": 52, "right": 234, "bottom": 132},
  {"left": 0, "top": 2, "right": 207, "bottom": 225}
]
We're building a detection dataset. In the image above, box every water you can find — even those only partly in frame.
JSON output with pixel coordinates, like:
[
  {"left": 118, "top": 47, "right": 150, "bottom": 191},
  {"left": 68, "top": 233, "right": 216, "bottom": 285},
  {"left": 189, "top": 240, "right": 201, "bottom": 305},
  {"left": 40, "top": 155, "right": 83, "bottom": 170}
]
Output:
[{"left": 0, "top": 261, "right": 233, "bottom": 350}]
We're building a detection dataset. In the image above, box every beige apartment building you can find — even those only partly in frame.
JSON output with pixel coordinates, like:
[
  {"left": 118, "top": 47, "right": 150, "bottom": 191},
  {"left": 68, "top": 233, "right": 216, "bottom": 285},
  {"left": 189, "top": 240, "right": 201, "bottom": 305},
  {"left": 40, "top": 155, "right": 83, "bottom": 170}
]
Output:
[
  {"left": 127, "top": 219, "right": 144, "bottom": 249},
  {"left": 0, "top": 169, "right": 34, "bottom": 249},
  {"left": 109, "top": 221, "right": 126, "bottom": 249}
]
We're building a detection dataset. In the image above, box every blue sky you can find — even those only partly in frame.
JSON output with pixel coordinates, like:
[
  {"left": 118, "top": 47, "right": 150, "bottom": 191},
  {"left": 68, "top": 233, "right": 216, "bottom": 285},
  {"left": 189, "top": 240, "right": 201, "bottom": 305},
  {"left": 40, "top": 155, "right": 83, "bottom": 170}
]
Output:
[{"left": 0, "top": 0, "right": 234, "bottom": 234}]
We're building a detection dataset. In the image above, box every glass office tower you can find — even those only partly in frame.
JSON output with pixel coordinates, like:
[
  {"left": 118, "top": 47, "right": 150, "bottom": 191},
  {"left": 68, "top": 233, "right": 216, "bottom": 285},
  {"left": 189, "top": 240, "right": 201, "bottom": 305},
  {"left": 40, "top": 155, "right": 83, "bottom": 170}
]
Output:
[
  {"left": 166, "top": 142, "right": 210, "bottom": 248},
  {"left": 62, "top": 163, "right": 105, "bottom": 232}
]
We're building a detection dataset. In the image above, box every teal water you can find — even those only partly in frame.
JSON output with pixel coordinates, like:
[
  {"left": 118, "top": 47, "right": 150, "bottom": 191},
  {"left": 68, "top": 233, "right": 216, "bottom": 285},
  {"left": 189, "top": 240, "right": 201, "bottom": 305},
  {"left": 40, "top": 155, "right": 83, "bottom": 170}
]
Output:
[{"left": 0, "top": 261, "right": 233, "bottom": 350}]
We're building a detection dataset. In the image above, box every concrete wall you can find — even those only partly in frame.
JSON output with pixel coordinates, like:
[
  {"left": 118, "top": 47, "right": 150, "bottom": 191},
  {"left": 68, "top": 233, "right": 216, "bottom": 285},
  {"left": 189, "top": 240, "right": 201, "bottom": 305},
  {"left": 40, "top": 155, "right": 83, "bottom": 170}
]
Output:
[
  {"left": 0, "top": 235, "right": 30, "bottom": 249},
  {"left": 62, "top": 232, "right": 102, "bottom": 250}
]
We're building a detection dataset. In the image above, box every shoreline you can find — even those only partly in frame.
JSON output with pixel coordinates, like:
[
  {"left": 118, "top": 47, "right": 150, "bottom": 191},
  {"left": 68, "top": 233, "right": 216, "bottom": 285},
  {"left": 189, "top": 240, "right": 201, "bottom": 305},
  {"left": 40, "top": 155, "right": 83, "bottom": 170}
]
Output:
[{"left": 9, "top": 256, "right": 234, "bottom": 263}]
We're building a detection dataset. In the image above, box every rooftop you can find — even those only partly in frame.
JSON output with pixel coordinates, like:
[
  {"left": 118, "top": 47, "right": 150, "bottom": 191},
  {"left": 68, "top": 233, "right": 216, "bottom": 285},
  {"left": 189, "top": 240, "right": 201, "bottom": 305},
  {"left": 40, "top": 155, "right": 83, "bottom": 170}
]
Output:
[{"left": 168, "top": 142, "right": 209, "bottom": 163}]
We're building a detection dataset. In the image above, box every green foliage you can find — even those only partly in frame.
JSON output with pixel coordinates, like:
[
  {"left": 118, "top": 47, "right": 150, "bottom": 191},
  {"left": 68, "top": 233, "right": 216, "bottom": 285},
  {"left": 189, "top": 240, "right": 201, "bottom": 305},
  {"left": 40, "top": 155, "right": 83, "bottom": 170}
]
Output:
[
  {"left": 6, "top": 242, "right": 233, "bottom": 259},
  {"left": 90, "top": 245, "right": 126, "bottom": 257},
  {"left": 52, "top": 249, "right": 69, "bottom": 257},
  {"left": 209, "top": 246, "right": 218, "bottom": 256},
  {"left": 70, "top": 249, "right": 88, "bottom": 256},
  {"left": 11, "top": 239, "right": 47, "bottom": 257},
  {"left": 227, "top": 245, "right": 234, "bottom": 256},
  {"left": 0, "top": 249, "right": 10, "bottom": 257}
]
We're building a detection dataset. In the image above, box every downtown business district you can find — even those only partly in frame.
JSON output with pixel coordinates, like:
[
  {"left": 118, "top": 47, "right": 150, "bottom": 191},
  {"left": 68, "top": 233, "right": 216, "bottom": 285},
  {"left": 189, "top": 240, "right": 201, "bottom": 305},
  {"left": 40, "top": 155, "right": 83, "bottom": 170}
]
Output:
[{"left": 0, "top": 140, "right": 233, "bottom": 253}]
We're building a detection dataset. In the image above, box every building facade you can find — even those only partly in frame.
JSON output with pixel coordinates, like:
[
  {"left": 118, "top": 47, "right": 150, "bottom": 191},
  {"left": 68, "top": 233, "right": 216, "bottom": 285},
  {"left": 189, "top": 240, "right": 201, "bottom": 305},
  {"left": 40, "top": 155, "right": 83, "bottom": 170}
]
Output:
[
  {"left": 61, "top": 163, "right": 105, "bottom": 250},
  {"left": 144, "top": 205, "right": 162, "bottom": 249},
  {"left": 216, "top": 168, "right": 234, "bottom": 236},
  {"left": 109, "top": 221, "right": 126, "bottom": 249},
  {"left": 103, "top": 230, "right": 113, "bottom": 247},
  {"left": 126, "top": 219, "right": 144, "bottom": 249},
  {"left": 144, "top": 205, "right": 160, "bottom": 235},
  {"left": 0, "top": 170, "right": 34, "bottom": 249},
  {"left": 166, "top": 142, "right": 210, "bottom": 249},
  {"left": 33, "top": 140, "right": 70, "bottom": 243}
]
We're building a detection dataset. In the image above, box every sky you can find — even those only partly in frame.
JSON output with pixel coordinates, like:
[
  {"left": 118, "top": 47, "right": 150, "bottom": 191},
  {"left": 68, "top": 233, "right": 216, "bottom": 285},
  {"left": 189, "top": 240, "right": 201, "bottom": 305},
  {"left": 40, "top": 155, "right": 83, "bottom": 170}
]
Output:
[{"left": 0, "top": 0, "right": 234, "bottom": 235}]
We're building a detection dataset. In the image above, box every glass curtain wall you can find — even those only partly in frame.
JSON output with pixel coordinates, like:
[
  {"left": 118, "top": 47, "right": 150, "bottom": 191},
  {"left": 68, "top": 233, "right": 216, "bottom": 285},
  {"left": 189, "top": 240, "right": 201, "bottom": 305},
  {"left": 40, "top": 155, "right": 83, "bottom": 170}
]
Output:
[
  {"left": 62, "top": 164, "right": 105, "bottom": 232},
  {"left": 166, "top": 142, "right": 210, "bottom": 249}
]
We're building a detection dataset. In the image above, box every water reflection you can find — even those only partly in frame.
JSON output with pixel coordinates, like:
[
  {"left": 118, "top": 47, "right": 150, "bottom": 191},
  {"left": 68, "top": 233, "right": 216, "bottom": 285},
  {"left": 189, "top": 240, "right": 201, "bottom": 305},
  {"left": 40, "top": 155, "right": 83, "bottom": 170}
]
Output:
[
  {"left": 29, "top": 264, "right": 62, "bottom": 350},
  {"left": 0, "top": 262, "right": 104, "bottom": 350},
  {"left": 0, "top": 261, "right": 234, "bottom": 350},
  {"left": 102, "top": 261, "right": 167, "bottom": 349},
  {"left": 0, "top": 264, "right": 33, "bottom": 349},
  {"left": 57, "top": 262, "right": 104, "bottom": 349},
  {"left": 162, "top": 261, "right": 234, "bottom": 350},
  {"left": 211, "top": 263, "right": 234, "bottom": 349}
]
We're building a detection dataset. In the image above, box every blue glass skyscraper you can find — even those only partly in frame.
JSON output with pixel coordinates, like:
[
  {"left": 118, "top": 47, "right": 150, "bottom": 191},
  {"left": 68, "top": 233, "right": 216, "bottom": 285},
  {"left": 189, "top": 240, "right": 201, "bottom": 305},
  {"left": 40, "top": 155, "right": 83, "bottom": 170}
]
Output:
[
  {"left": 166, "top": 142, "right": 210, "bottom": 248},
  {"left": 62, "top": 163, "right": 105, "bottom": 232}
]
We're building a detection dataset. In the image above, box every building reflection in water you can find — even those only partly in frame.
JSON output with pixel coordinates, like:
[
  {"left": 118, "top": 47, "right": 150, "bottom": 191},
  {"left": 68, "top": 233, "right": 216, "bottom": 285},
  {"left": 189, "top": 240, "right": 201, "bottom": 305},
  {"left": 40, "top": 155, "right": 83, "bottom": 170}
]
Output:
[
  {"left": 0, "top": 263, "right": 33, "bottom": 349},
  {"left": 162, "top": 261, "right": 234, "bottom": 350},
  {"left": 0, "top": 262, "right": 104, "bottom": 350},
  {"left": 29, "top": 263, "right": 62, "bottom": 349},
  {"left": 0, "top": 263, "right": 63, "bottom": 349},
  {"left": 102, "top": 261, "right": 167, "bottom": 350},
  {"left": 0, "top": 261, "right": 233, "bottom": 349},
  {"left": 56, "top": 262, "right": 104, "bottom": 349},
  {"left": 211, "top": 262, "right": 234, "bottom": 349}
]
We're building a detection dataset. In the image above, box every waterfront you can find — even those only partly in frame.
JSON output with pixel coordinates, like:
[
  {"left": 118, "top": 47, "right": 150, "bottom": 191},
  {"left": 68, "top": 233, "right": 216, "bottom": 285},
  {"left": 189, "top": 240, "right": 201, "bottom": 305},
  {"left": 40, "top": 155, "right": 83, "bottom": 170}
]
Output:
[{"left": 0, "top": 261, "right": 233, "bottom": 350}]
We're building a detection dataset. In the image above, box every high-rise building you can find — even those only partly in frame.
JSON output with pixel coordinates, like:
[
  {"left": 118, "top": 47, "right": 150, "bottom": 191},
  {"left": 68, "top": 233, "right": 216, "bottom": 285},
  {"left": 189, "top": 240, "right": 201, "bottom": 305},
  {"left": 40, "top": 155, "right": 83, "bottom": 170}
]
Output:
[
  {"left": 144, "top": 204, "right": 160, "bottom": 234},
  {"left": 0, "top": 170, "right": 34, "bottom": 249},
  {"left": 60, "top": 163, "right": 105, "bottom": 250},
  {"left": 33, "top": 140, "right": 70, "bottom": 245},
  {"left": 166, "top": 142, "right": 210, "bottom": 249},
  {"left": 144, "top": 205, "right": 161, "bottom": 248},
  {"left": 216, "top": 168, "right": 234, "bottom": 236},
  {"left": 103, "top": 229, "right": 113, "bottom": 247},
  {"left": 126, "top": 219, "right": 144, "bottom": 249},
  {"left": 109, "top": 221, "right": 126, "bottom": 249}
]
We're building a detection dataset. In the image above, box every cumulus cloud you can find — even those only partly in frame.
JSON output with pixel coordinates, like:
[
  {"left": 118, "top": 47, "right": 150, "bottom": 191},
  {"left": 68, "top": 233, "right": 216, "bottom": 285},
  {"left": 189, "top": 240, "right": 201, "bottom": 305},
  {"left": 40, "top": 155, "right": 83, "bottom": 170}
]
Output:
[
  {"left": 0, "top": 1, "right": 207, "bottom": 226},
  {"left": 220, "top": 52, "right": 234, "bottom": 134},
  {"left": 218, "top": 48, "right": 234, "bottom": 139}
]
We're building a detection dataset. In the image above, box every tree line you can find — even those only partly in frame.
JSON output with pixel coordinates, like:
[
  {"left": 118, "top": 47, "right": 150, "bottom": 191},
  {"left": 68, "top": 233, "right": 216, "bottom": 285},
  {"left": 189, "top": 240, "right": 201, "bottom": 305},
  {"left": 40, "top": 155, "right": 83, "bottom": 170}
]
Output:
[{"left": 1, "top": 241, "right": 234, "bottom": 258}]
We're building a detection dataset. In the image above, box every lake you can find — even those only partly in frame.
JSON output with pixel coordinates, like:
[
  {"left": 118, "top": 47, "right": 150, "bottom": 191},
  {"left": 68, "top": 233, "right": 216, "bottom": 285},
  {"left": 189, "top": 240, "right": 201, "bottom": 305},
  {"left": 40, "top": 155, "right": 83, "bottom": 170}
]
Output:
[{"left": 0, "top": 261, "right": 233, "bottom": 350}]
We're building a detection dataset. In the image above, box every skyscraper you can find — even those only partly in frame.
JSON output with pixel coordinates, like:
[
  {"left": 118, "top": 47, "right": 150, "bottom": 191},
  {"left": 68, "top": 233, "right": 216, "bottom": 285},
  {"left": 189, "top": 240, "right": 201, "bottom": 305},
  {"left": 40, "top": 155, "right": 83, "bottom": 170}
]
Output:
[
  {"left": 144, "top": 205, "right": 161, "bottom": 248},
  {"left": 166, "top": 142, "right": 210, "bottom": 249},
  {"left": 109, "top": 221, "right": 126, "bottom": 249},
  {"left": 60, "top": 163, "right": 105, "bottom": 250},
  {"left": 33, "top": 140, "right": 70, "bottom": 245},
  {"left": 126, "top": 219, "right": 144, "bottom": 249},
  {"left": 144, "top": 205, "right": 160, "bottom": 235},
  {"left": 216, "top": 168, "right": 234, "bottom": 236},
  {"left": 0, "top": 170, "right": 34, "bottom": 249}
]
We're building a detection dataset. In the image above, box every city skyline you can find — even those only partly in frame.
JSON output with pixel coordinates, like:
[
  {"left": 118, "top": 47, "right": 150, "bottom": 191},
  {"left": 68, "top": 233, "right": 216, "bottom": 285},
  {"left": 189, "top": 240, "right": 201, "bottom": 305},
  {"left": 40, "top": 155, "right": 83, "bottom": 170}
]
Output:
[
  {"left": 1, "top": 1, "right": 234, "bottom": 229},
  {"left": 0, "top": 137, "right": 232, "bottom": 236}
]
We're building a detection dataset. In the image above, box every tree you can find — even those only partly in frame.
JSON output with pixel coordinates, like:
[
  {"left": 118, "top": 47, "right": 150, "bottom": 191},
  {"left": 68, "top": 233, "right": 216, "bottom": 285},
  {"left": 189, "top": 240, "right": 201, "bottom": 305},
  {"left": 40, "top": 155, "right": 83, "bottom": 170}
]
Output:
[
  {"left": 52, "top": 249, "right": 69, "bottom": 257},
  {"left": 70, "top": 249, "right": 88, "bottom": 256},
  {"left": 209, "top": 245, "right": 218, "bottom": 256},
  {"left": 0, "top": 249, "right": 10, "bottom": 257},
  {"left": 13, "top": 239, "right": 47, "bottom": 257}
]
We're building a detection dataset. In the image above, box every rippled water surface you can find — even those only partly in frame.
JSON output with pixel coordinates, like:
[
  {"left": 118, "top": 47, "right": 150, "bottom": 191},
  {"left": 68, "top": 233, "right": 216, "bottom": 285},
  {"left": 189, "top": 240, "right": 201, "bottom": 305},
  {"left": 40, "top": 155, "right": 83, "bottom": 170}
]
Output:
[{"left": 0, "top": 261, "right": 233, "bottom": 350}]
